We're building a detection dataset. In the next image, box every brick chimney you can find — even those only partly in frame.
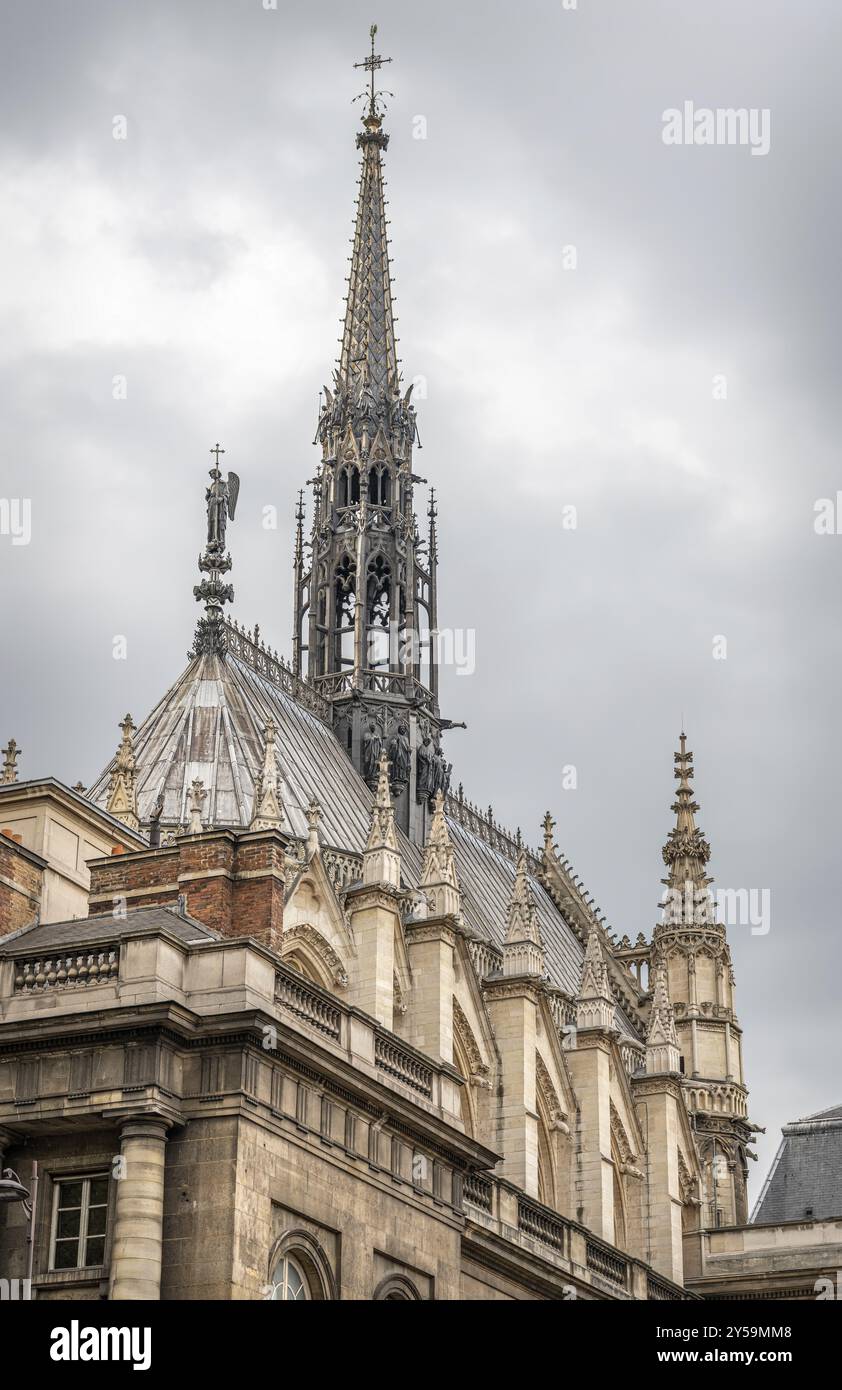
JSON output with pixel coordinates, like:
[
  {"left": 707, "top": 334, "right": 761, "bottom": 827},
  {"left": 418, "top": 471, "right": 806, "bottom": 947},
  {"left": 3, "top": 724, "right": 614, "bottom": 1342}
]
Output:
[
  {"left": 87, "top": 828, "right": 287, "bottom": 949},
  {"left": 0, "top": 832, "right": 46, "bottom": 938}
]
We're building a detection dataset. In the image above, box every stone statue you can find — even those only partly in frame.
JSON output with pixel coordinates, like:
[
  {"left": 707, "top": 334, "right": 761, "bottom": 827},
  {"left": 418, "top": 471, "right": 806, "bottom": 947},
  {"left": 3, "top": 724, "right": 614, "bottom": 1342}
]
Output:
[
  {"left": 432, "top": 741, "right": 452, "bottom": 798},
  {"left": 206, "top": 467, "right": 240, "bottom": 551},
  {"left": 148, "top": 791, "right": 165, "bottom": 849},
  {"left": 416, "top": 733, "right": 435, "bottom": 799},
  {"left": 362, "top": 717, "right": 383, "bottom": 785},
  {"left": 388, "top": 720, "right": 411, "bottom": 787}
]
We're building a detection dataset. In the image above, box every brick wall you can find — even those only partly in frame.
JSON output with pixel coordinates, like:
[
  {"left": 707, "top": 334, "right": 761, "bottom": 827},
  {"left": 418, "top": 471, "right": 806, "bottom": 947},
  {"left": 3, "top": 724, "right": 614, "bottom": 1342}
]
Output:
[
  {"left": 88, "top": 830, "right": 286, "bottom": 947},
  {"left": 0, "top": 832, "right": 45, "bottom": 937}
]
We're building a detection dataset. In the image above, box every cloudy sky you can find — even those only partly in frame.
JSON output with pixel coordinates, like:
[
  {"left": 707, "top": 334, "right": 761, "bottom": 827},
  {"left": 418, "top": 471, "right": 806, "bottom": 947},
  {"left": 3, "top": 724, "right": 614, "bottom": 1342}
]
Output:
[{"left": 2, "top": 0, "right": 840, "bottom": 1196}]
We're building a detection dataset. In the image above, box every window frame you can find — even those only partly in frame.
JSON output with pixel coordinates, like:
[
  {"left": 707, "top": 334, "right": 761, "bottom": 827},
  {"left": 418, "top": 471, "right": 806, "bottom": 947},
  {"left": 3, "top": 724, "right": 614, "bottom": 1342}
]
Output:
[{"left": 49, "top": 1172, "right": 110, "bottom": 1273}]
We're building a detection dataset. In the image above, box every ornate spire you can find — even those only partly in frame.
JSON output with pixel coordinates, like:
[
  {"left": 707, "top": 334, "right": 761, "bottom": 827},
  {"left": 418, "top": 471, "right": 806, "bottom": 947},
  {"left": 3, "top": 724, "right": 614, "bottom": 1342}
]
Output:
[
  {"left": 646, "top": 964, "right": 681, "bottom": 1074},
  {"left": 1, "top": 738, "right": 21, "bottom": 784},
  {"left": 660, "top": 731, "right": 717, "bottom": 929},
  {"left": 503, "top": 850, "right": 545, "bottom": 977},
  {"left": 250, "top": 720, "right": 284, "bottom": 831},
  {"left": 363, "top": 751, "right": 401, "bottom": 887},
  {"left": 190, "top": 444, "right": 240, "bottom": 659},
  {"left": 419, "top": 790, "right": 461, "bottom": 919},
  {"left": 576, "top": 923, "right": 615, "bottom": 1031},
  {"left": 319, "top": 26, "right": 407, "bottom": 445},
  {"left": 105, "top": 715, "right": 139, "bottom": 831}
]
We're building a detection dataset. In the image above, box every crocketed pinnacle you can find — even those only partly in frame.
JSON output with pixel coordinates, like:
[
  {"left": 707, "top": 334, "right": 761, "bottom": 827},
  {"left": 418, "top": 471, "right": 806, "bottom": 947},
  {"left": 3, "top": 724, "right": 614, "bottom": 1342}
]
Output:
[
  {"left": 250, "top": 719, "right": 284, "bottom": 831},
  {"left": 105, "top": 715, "right": 139, "bottom": 832},
  {"left": 660, "top": 731, "right": 716, "bottom": 928},
  {"left": 419, "top": 790, "right": 461, "bottom": 918}
]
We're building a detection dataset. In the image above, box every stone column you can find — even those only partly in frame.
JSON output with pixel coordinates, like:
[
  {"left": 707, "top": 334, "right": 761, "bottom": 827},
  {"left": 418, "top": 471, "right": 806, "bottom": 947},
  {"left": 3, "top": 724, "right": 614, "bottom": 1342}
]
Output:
[{"left": 109, "top": 1116, "right": 170, "bottom": 1301}]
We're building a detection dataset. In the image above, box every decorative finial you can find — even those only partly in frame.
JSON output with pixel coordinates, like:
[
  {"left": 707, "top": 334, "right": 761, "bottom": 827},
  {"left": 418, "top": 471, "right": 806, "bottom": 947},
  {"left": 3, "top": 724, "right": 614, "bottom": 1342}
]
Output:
[
  {"left": 188, "top": 778, "right": 207, "bottom": 835},
  {"left": 105, "top": 715, "right": 139, "bottom": 831},
  {"left": 190, "top": 447, "right": 240, "bottom": 658},
  {"left": 306, "top": 796, "right": 321, "bottom": 858},
  {"left": 250, "top": 719, "right": 284, "bottom": 831},
  {"left": 660, "top": 731, "right": 715, "bottom": 928},
  {"left": 1, "top": 738, "right": 21, "bottom": 784},
  {"left": 353, "top": 23, "right": 393, "bottom": 123}
]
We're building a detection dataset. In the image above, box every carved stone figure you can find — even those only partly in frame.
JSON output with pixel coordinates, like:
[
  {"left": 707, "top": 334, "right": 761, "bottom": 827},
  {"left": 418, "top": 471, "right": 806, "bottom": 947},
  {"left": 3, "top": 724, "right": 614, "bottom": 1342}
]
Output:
[
  {"left": 416, "top": 732, "right": 435, "bottom": 799},
  {"left": 387, "top": 720, "right": 410, "bottom": 787},
  {"left": 206, "top": 467, "right": 240, "bottom": 551},
  {"left": 362, "top": 717, "right": 383, "bottom": 784}
]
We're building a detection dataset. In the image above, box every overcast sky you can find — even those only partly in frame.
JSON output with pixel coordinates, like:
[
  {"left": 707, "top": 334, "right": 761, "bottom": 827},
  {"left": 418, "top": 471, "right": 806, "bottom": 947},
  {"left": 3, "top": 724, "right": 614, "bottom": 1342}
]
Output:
[{"left": 2, "top": 0, "right": 840, "bottom": 1198}]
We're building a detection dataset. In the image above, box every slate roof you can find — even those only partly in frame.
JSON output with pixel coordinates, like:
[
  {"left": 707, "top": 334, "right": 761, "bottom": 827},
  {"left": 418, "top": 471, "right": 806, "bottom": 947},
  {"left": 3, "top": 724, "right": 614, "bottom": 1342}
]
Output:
[
  {"left": 0, "top": 906, "right": 220, "bottom": 956},
  {"left": 85, "top": 645, "right": 642, "bottom": 1032},
  {"left": 752, "top": 1104, "right": 842, "bottom": 1224}
]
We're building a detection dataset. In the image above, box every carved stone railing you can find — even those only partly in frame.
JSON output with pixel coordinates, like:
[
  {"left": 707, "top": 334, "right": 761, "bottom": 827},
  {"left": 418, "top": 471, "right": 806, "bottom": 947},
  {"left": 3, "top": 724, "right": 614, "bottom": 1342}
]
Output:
[
  {"left": 321, "top": 847, "right": 364, "bottom": 893},
  {"left": 586, "top": 1239, "right": 628, "bottom": 1288},
  {"left": 518, "top": 1197, "right": 570, "bottom": 1255},
  {"left": 620, "top": 1040, "right": 646, "bottom": 1079},
  {"left": 14, "top": 948, "right": 119, "bottom": 993},
  {"left": 445, "top": 792, "right": 528, "bottom": 864},
  {"left": 547, "top": 989, "right": 576, "bottom": 1033},
  {"left": 275, "top": 968, "right": 342, "bottom": 1041},
  {"left": 464, "top": 1172, "right": 493, "bottom": 1213},
  {"left": 224, "top": 620, "right": 332, "bottom": 723},
  {"left": 374, "top": 1033, "right": 433, "bottom": 1099},
  {"left": 647, "top": 1273, "right": 683, "bottom": 1300},
  {"left": 467, "top": 936, "right": 503, "bottom": 981},
  {"left": 313, "top": 668, "right": 435, "bottom": 711}
]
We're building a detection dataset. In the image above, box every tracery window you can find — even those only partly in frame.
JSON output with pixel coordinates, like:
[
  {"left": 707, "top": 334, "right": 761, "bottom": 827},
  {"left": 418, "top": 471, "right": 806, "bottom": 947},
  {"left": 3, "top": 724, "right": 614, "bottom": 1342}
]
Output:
[{"left": 269, "top": 1254, "right": 310, "bottom": 1300}]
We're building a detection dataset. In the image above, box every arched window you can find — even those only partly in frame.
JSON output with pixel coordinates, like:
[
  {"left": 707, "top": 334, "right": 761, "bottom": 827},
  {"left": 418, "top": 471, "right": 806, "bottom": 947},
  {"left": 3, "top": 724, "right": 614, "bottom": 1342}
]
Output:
[
  {"left": 268, "top": 1230, "right": 336, "bottom": 1301},
  {"left": 270, "top": 1254, "right": 310, "bottom": 1300},
  {"left": 373, "top": 1273, "right": 422, "bottom": 1301}
]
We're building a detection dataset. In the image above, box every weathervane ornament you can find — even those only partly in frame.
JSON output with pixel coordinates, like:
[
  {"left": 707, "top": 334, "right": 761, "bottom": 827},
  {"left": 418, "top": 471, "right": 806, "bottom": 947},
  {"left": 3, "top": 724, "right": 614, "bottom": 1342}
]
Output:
[{"left": 353, "top": 23, "right": 393, "bottom": 122}]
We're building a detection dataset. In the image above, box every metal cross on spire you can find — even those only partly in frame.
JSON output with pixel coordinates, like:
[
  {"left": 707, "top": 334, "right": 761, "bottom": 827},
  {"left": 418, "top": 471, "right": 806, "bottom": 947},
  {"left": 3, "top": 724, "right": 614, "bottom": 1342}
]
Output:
[{"left": 354, "top": 23, "right": 393, "bottom": 120}]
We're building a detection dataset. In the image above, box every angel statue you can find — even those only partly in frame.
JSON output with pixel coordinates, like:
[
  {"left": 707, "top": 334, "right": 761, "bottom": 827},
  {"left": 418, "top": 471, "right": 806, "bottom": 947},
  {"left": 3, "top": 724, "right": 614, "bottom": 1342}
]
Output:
[{"left": 206, "top": 456, "right": 240, "bottom": 552}]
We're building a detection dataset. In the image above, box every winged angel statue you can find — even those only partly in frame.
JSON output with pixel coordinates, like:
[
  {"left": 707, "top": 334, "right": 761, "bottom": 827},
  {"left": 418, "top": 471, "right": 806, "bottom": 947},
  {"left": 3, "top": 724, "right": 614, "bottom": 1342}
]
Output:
[{"left": 206, "top": 466, "right": 240, "bottom": 551}]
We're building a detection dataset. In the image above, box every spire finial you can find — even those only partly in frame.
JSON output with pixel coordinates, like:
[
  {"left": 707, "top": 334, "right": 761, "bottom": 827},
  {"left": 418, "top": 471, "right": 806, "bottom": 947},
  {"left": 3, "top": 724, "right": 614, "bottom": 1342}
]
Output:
[
  {"left": 250, "top": 719, "right": 285, "bottom": 831},
  {"left": 354, "top": 23, "right": 393, "bottom": 123},
  {"left": 660, "top": 731, "right": 716, "bottom": 929},
  {"left": 106, "top": 715, "right": 139, "bottom": 831},
  {"left": 1, "top": 738, "right": 21, "bottom": 784},
  {"left": 191, "top": 447, "right": 240, "bottom": 658}
]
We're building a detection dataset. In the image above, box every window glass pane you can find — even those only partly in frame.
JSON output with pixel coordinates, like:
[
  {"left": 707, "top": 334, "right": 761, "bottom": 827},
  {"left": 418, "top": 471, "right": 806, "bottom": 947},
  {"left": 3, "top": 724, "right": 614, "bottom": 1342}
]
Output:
[
  {"left": 85, "top": 1236, "right": 106, "bottom": 1267},
  {"left": 56, "top": 1207, "right": 82, "bottom": 1239},
  {"left": 53, "top": 1239, "right": 79, "bottom": 1271},
  {"left": 58, "top": 1181, "right": 83, "bottom": 1210},
  {"left": 86, "top": 1204, "right": 107, "bottom": 1237},
  {"left": 89, "top": 1177, "right": 109, "bottom": 1206}
]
